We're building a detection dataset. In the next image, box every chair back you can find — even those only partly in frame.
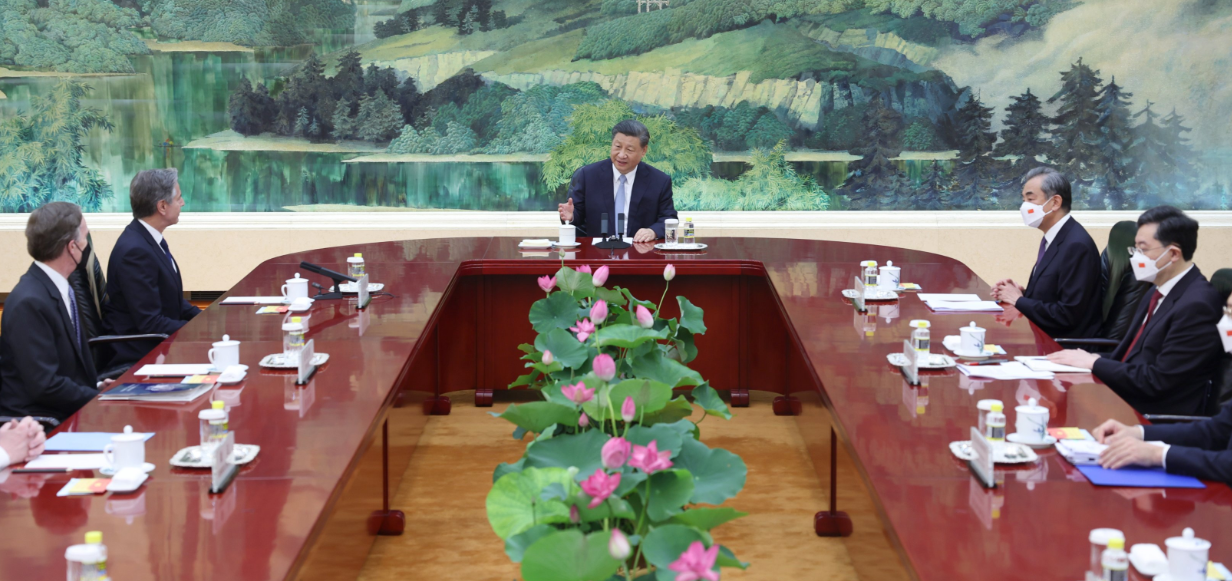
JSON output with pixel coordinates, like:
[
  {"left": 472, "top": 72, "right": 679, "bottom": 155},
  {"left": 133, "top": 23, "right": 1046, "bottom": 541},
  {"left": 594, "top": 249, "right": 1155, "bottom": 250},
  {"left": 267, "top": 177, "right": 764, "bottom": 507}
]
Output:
[
  {"left": 68, "top": 233, "right": 114, "bottom": 368},
  {"left": 1097, "top": 221, "right": 1150, "bottom": 340},
  {"left": 1212, "top": 269, "right": 1232, "bottom": 407},
  {"left": 1211, "top": 268, "right": 1232, "bottom": 303}
]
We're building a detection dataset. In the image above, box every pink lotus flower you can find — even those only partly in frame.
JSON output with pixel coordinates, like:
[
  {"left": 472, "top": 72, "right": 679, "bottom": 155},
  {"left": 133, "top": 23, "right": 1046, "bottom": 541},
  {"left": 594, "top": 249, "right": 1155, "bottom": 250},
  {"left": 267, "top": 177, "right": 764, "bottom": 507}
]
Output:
[
  {"left": 609, "top": 529, "right": 631, "bottom": 560},
  {"left": 538, "top": 275, "right": 556, "bottom": 293},
  {"left": 580, "top": 468, "right": 621, "bottom": 509},
  {"left": 542, "top": 350, "right": 553, "bottom": 365},
  {"left": 629, "top": 440, "right": 673, "bottom": 474},
  {"left": 593, "top": 265, "right": 610, "bottom": 287},
  {"left": 577, "top": 265, "right": 593, "bottom": 274},
  {"left": 592, "top": 353, "right": 616, "bottom": 381},
  {"left": 591, "top": 299, "right": 608, "bottom": 323},
  {"left": 570, "top": 504, "right": 580, "bottom": 524},
  {"left": 621, "top": 396, "right": 636, "bottom": 423},
  {"left": 601, "top": 437, "right": 631, "bottom": 470},
  {"left": 635, "top": 305, "right": 654, "bottom": 328},
  {"left": 579, "top": 412, "right": 590, "bottom": 427},
  {"left": 667, "top": 541, "right": 720, "bottom": 581},
  {"left": 571, "top": 318, "right": 596, "bottom": 342},
  {"left": 561, "top": 381, "right": 595, "bottom": 404},
  {"left": 663, "top": 264, "right": 676, "bottom": 282}
]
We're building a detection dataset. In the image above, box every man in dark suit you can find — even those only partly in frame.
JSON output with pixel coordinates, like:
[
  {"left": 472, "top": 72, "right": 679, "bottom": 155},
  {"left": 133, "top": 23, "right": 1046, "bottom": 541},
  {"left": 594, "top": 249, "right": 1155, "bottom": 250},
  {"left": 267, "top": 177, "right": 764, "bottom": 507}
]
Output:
[
  {"left": 0, "top": 202, "right": 108, "bottom": 421},
  {"left": 557, "top": 119, "right": 677, "bottom": 242},
  {"left": 103, "top": 168, "right": 201, "bottom": 367},
  {"left": 991, "top": 167, "right": 1102, "bottom": 338},
  {"left": 1093, "top": 403, "right": 1232, "bottom": 483},
  {"left": 1050, "top": 206, "right": 1223, "bottom": 415}
]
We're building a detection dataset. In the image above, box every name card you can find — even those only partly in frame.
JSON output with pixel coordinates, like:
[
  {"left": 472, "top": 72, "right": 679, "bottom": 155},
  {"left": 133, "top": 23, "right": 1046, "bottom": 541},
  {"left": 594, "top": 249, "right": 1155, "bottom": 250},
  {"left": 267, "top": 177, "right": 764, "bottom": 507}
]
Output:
[
  {"left": 852, "top": 276, "right": 866, "bottom": 312},
  {"left": 901, "top": 340, "right": 919, "bottom": 385},
  {"left": 297, "top": 338, "right": 316, "bottom": 385},
  {"left": 357, "top": 274, "right": 371, "bottom": 309},
  {"left": 209, "top": 431, "right": 238, "bottom": 494},
  {"left": 968, "top": 427, "right": 996, "bottom": 489}
]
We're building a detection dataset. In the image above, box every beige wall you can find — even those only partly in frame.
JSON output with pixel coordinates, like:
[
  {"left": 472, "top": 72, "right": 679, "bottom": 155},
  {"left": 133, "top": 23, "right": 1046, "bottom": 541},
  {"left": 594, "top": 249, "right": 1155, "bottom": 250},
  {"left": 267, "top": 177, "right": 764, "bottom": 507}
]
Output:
[{"left": 1, "top": 211, "right": 1229, "bottom": 293}]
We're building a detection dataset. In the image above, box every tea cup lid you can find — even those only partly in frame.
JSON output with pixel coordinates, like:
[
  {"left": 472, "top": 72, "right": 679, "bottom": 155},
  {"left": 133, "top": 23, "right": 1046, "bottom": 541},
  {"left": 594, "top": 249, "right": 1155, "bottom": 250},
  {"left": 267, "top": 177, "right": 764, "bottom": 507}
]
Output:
[
  {"left": 1016, "top": 397, "right": 1047, "bottom": 413},
  {"left": 112, "top": 425, "right": 145, "bottom": 442},
  {"left": 962, "top": 321, "right": 983, "bottom": 330},
  {"left": 214, "top": 334, "right": 239, "bottom": 347},
  {"left": 1165, "top": 527, "right": 1210, "bottom": 551}
]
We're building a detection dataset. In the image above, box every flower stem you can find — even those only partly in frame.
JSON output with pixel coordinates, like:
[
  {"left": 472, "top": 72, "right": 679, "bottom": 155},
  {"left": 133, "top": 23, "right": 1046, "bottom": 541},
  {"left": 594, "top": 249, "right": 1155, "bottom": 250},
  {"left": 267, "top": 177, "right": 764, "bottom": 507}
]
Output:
[
  {"left": 630, "top": 479, "right": 652, "bottom": 577},
  {"left": 657, "top": 281, "right": 670, "bottom": 314}
]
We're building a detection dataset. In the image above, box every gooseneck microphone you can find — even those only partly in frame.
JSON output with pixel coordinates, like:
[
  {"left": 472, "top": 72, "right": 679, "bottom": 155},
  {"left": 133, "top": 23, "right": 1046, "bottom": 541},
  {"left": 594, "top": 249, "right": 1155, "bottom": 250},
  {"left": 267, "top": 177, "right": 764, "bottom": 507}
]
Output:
[
  {"left": 617, "top": 213, "right": 626, "bottom": 239},
  {"left": 300, "top": 261, "right": 357, "bottom": 299},
  {"left": 600, "top": 213, "right": 609, "bottom": 239}
]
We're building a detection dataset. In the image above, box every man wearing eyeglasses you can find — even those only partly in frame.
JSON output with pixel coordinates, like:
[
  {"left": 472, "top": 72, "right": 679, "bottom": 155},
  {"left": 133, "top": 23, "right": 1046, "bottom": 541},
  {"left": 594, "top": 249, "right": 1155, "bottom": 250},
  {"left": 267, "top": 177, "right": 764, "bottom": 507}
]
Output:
[{"left": 1049, "top": 206, "right": 1224, "bottom": 416}]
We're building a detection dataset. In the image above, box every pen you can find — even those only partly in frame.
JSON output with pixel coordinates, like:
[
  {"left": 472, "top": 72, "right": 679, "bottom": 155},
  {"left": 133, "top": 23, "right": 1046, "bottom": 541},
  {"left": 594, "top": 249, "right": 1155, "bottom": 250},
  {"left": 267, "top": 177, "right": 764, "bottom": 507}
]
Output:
[
  {"left": 11, "top": 468, "right": 73, "bottom": 473},
  {"left": 965, "top": 359, "right": 1009, "bottom": 366}
]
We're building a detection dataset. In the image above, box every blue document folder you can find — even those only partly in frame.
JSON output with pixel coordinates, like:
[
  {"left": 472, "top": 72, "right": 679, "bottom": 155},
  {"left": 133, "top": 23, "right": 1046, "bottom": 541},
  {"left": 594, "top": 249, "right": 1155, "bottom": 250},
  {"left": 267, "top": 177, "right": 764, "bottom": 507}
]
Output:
[
  {"left": 1077, "top": 465, "right": 1206, "bottom": 489},
  {"left": 45, "top": 432, "right": 155, "bottom": 452}
]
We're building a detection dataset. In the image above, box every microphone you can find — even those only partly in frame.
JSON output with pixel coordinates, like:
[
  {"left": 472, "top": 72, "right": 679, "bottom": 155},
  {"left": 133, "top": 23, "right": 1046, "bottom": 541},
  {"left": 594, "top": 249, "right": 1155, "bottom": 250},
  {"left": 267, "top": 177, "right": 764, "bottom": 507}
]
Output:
[
  {"left": 594, "top": 212, "right": 631, "bottom": 250},
  {"left": 600, "top": 213, "right": 609, "bottom": 239},
  {"left": 300, "top": 261, "right": 357, "bottom": 300},
  {"left": 617, "top": 213, "right": 626, "bottom": 239}
]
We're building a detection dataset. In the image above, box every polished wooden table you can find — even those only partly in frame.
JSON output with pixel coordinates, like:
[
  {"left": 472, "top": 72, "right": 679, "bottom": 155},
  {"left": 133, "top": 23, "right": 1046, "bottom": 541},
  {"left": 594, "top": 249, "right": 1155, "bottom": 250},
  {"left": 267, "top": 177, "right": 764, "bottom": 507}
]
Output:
[{"left": 1, "top": 237, "right": 1227, "bottom": 581}]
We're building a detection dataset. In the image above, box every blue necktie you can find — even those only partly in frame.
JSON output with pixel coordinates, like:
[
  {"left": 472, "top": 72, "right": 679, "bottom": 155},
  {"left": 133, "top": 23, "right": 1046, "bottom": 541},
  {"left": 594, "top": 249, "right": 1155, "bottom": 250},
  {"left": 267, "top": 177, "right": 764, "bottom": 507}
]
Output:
[
  {"left": 1031, "top": 237, "right": 1046, "bottom": 277},
  {"left": 159, "top": 238, "right": 176, "bottom": 270},
  {"left": 67, "top": 285, "right": 82, "bottom": 348},
  {"left": 615, "top": 174, "right": 628, "bottom": 237}
]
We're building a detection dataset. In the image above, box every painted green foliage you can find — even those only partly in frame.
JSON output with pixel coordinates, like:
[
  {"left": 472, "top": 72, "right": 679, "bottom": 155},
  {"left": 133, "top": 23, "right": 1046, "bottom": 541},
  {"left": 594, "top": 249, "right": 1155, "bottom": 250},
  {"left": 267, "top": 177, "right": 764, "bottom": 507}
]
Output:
[
  {"left": 0, "top": 0, "right": 149, "bottom": 73},
  {"left": 0, "top": 81, "right": 112, "bottom": 212}
]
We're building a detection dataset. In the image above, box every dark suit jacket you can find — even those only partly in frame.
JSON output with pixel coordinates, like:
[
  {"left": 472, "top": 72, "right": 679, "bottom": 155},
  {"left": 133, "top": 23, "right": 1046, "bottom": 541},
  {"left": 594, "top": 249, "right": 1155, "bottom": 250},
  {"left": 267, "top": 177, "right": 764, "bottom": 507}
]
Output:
[
  {"left": 1016, "top": 217, "right": 1103, "bottom": 339},
  {"left": 1092, "top": 267, "right": 1223, "bottom": 415},
  {"left": 1144, "top": 401, "right": 1232, "bottom": 483},
  {"left": 102, "top": 220, "right": 201, "bottom": 366},
  {"left": 566, "top": 160, "right": 677, "bottom": 239},
  {"left": 0, "top": 264, "right": 99, "bottom": 421}
]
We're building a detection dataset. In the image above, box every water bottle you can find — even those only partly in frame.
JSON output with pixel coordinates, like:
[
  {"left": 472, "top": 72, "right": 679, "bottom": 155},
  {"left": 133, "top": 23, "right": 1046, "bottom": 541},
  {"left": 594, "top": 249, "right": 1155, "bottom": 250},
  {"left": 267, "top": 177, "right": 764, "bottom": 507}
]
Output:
[
  {"left": 909, "top": 320, "right": 931, "bottom": 354},
  {"left": 1101, "top": 537, "right": 1128, "bottom": 581},
  {"left": 681, "top": 217, "right": 695, "bottom": 244},
  {"left": 65, "top": 531, "right": 109, "bottom": 581},
  {"left": 282, "top": 318, "right": 305, "bottom": 357},
  {"left": 347, "top": 253, "right": 365, "bottom": 279},
  {"left": 986, "top": 402, "right": 1006, "bottom": 442}
]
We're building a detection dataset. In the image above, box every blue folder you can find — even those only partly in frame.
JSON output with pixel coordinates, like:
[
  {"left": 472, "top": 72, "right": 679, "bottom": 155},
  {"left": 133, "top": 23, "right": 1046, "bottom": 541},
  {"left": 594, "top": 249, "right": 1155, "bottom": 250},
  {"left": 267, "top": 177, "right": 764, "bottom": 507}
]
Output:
[
  {"left": 1077, "top": 465, "right": 1206, "bottom": 489},
  {"left": 45, "top": 432, "right": 155, "bottom": 452}
]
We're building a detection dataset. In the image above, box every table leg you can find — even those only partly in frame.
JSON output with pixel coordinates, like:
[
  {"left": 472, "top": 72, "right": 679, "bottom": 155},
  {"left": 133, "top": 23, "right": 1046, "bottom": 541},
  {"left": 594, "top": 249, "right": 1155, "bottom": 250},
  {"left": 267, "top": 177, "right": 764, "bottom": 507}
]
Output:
[
  {"left": 475, "top": 388, "right": 494, "bottom": 407},
  {"left": 368, "top": 419, "right": 405, "bottom": 536},
  {"left": 730, "top": 388, "right": 750, "bottom": 407},
  {"left": 772, "top": 396, "right": 801, "bottom": 416},
  {"left": 814, "top": 427, "right": 853, "bottom": 537}
]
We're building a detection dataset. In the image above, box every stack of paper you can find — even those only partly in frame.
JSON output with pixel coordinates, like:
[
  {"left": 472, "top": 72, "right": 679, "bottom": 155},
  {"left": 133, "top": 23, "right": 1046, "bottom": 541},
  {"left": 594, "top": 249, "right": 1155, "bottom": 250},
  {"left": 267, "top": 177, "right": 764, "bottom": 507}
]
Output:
[
  {"left": 134, "top": 364, "right": 216, "bottom": 377},
  {"left": 221, "top": 296, "right": 287, "bottom": 305},
  {"left": 99, "top": 382, "right": 215, "bottom": 403},
  {"left": 958, "top": 362, "right": 1054, "bottom": 380},
  {"left": 917, "top": 293, "right": 1004, "bottom": 312},
  {"left": 25, "top": 454, "right": 110, "bottom": 470},
  {"left": 1014, "top": 356, "right": 1089, "bottom": 373},
  {"left": 1056, "top": 439, "right": 1107, "bottom": 465}
]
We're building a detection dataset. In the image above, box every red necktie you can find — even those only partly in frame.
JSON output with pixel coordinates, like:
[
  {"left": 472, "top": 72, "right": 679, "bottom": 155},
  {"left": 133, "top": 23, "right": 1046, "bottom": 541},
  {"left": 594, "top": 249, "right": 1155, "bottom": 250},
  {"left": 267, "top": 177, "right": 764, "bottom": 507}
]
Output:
[{"left": 1121, "top": 290, "right": 1163, "bottom": 362}]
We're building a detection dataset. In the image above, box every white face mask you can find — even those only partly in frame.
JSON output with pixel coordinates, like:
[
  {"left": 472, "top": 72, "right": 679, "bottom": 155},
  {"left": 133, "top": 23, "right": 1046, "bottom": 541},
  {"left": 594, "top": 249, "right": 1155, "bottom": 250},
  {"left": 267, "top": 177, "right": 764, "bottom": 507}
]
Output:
[
  {"left": 1020, "top": 196, "right": 1056, "bottom": 228},
  {"left": 1218, "top": 314, "right": 1232, "bottom": 353},
  {"left": 1129, "top": 247, "right": 1174, "bottom": 283}
]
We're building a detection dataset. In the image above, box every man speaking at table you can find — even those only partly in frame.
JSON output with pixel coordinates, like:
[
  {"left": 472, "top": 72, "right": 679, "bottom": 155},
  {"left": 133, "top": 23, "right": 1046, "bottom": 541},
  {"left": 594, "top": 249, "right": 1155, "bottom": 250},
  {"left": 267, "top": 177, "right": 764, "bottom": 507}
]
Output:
[{"left": 557, "top": 119, "right": 677, "bottom": 242}]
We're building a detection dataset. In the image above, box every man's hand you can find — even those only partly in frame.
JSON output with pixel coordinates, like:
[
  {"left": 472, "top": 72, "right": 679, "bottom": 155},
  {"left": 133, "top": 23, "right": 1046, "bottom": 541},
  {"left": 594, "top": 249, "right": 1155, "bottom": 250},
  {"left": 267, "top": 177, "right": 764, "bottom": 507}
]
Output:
[
  {"left": 20, "top": 417, "right": 45, "bottom": 461},
  {"left": 1046, "top": 348, "right": 1100, "bottom": 370},
  {"left": 558, "top": 198, "right": 575, "bottom": 224},
  {"left": 1099, "top": 438, "right": 1164, "bottom": 470},
  {"left": 633, "top": 228, "right": 657, "bottom": 243},
  {"left": 0, "top": 422, "right": 25, "bottom": 465},
  {"left": 632, "top": 240, "right": 655, "bottom": 255},
  {"left": 993, "top": 282, "right": 1024, "bottom": 305},
  {"left": 1092, "top": 419, "right": 1140, "bottom": 444}
]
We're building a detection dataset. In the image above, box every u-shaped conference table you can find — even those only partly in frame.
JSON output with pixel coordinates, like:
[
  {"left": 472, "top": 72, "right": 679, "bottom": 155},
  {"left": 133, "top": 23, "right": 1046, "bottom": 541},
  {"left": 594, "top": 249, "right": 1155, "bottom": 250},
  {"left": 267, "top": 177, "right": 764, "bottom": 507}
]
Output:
[{"left": 1, "top": 237, "right": 1228, "bottom": 580}]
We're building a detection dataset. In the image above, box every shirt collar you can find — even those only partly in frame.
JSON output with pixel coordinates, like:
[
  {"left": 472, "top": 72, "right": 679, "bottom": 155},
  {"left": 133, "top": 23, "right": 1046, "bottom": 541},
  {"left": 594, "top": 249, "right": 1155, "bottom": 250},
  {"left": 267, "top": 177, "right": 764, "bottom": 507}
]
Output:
[
  {"left": 1043, "top": 213, "right": 1071, "bottom": 246},
  {"left": 139, "top": 218, "right": 164, "bottom": 246},
  {"left": 34, "top": 261, "right": 70, "bottom": 301},
  {"left": 612, "top": 161, "right": 637, "bottom": 184},
  {"left": 1157, "top": 264, "right": 1195, "bottom": 297}
]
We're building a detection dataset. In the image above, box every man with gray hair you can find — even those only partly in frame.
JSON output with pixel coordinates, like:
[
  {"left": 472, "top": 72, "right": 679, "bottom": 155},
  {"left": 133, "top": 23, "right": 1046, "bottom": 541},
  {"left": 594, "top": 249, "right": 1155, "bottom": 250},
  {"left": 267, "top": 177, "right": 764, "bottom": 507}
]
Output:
[
  {"left": 558, "top": 119, "right": 677, "bottom": 242},
  {"left": 991, "top": 167, "right": 1102, "bottom": 338},
  {"left": 102, "top": 168, "right": 201, "bottom": 367},
  {"left": 0, "top": 202, "right": 106, "bottom": 421}
]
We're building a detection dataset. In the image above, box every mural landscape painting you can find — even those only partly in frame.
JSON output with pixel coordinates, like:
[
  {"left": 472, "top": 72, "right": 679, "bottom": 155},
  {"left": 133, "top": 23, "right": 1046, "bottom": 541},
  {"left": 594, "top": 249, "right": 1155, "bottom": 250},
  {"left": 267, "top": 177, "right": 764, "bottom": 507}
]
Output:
[{"left": 0, "top": 0, "right": 1228, "bottom": 213}]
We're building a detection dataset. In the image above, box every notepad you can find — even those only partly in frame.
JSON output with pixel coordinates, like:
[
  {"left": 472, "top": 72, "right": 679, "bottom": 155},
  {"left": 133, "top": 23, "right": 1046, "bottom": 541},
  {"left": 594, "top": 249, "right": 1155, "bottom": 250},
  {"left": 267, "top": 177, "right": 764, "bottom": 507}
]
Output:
[
  {"left": 57, "top": 478, "right": 111, "bottom": 496},
  {"left": 917, "top": 293, "right": 982, "bottom": 302},
  {"left": 46, "top": 432, "right": 154, "bottom": 452},
  {"left": 926, "top": 300, "right": 1004, "bottom": 312},
  {"left": 1077, "top": 465, "right": 1205, "bottom": 489},
  {"left": 25, "top": 454, "right": 110, "bottom": 470},
  {"left": 958, "top": 362, "right": 1053, "bottom": 380},
  {"left": 221, "top": 296, "right": 286, "bottom": 305},
  {"left": 1015, "top": 356, "right": 1089, "bottom": 373},
  {"left": 134, "top": 364, "right": 216, "bottom": 377}
]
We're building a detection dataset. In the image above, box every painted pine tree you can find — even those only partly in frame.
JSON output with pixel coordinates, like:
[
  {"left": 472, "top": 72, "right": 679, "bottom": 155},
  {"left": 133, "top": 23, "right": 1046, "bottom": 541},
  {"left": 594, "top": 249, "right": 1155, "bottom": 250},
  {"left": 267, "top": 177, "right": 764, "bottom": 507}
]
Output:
[
  {"left": 1127, "top": 102, "right": 1171, "bottom": 208},
  {"left": 912, "top": 160, "right": 949, "bottom": 210},
  {"left": 840, "top": 95, "right": 908, "bottom": 210},
  {"left": 994, "top": 88, "right": 1050, "bottom": 174},
  {"left": 947, "top": 94, "right": 998, "bottom": 209},
  {"left": 1048, "top": 58, "right": 1103, "bottom": 180},
  {"left": 1160, "top": 108, "right": 1197, "bottom": 206},
  {"left": 1090, "top": 76, "right": 1136, "bottom": 209}
]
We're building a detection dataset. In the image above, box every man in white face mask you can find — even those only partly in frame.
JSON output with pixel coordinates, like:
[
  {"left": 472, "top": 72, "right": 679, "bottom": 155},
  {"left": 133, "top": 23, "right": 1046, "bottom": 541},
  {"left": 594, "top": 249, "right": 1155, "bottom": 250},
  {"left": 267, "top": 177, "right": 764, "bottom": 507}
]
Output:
[
  {"left": 1086, "top": 291, "right": 1232, "bottom": 484},
  {"left": 991, "top": 167, "right": 1102, "bottom": 338},
  {"left": 1049, "top": 206, "right": 1224, "bottom": 416}
]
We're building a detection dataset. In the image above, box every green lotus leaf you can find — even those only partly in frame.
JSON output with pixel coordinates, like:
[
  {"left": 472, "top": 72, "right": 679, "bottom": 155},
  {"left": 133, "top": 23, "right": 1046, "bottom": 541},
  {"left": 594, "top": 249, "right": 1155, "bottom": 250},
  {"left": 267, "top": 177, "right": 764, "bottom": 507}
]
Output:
[
  {"left": 555, "top": 266, "right": 596, "bottom": 299},
  {"left": 486, "top": 467, "right": 578, "bottom": 540},
  {"left": 673, "top": 437, "right": 747, "bottom": 505},
  {"left": 504, "top": 524, "right": 554, "bottom": 563},
  {"left": 520, "top": 529, "right": 621, "bottom": 581},
  {"left": 676, "top": 296, "right": 707, "bottom": 335},
  {"left": 641, "top": 524, "right": 708, "bottom": 571},
  {"left": 641, "top": 395, "right": 694, "bottom": 426},
  {"left": 691, "top": 382, "right": 731, "bottom": 420},
  {"left": 667, "top": 507, "right": 748, "bottom": 531},
  {"left": 524, "top": 428, "right": 610, "bottom": 481},
  {"left": 646, "top": 469, "right": 694, "bottom": 522},
  {"left": 629, "top": 351, "right": 703, "bottom": 388},
  {"left": 534, "top": 327, "right": 591, "bottom": 369},
  {"left": 593, "top": 323, "right": 669, "bottom": 348},
  {"left": 530, "top": 291, "right": 582, "bottom": 333},
  {"left": 494, "top": 402, "right": 579, "bottom": 433}
]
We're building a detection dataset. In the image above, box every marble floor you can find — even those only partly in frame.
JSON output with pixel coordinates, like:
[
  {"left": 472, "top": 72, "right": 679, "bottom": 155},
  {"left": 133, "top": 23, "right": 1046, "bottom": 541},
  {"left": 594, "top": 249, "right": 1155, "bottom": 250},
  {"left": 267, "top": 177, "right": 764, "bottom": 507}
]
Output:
[{"left": 356, "top": 391, "right": 908, "bottom": 581}]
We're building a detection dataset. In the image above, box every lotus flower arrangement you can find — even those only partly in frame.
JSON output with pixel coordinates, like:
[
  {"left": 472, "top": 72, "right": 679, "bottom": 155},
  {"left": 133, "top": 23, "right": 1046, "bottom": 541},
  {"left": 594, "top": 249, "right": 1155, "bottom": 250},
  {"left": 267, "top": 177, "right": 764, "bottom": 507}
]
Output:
[{"left": 487, "top": 262, "right": 750, "bottom": 581}]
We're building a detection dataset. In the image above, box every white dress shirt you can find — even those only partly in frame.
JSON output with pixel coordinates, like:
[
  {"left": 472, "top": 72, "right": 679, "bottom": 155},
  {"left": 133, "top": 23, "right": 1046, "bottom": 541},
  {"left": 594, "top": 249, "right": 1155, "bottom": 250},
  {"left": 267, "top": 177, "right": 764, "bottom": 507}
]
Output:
[
  {"left": 0, "top": 446, "right": 10, "bottom": 470},
  {"left": 1043, "top": 213, "right": 1072, "bottom": 251},
  {"left": 612, "top": 163, "right": 637, "bottom": 235},
  {"left": 1137, "top": 426, "right": 1170, "bottom": 468},
  {"left": 1152, "top": 263, "right": 1194, "bottom": 314},
  {"left": 139, "top": 219, "right": 177, "bottom": 273},
  {"left": 33, "top": 261, "right": 73, "bottom": 321}
]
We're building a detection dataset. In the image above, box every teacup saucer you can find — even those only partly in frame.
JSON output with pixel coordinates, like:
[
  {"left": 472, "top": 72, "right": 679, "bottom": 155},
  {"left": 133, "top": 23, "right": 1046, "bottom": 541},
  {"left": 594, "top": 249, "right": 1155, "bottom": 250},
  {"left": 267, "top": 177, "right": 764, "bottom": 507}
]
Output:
[
  {"left": 553, "top": 242, "right": 581, "bottom": 248},
  {"left": 99, "top": 462, "right": 156, "bottom": 476},
  {"left": 1006, "top": 433, "right": 1057, "bottom": 448}
]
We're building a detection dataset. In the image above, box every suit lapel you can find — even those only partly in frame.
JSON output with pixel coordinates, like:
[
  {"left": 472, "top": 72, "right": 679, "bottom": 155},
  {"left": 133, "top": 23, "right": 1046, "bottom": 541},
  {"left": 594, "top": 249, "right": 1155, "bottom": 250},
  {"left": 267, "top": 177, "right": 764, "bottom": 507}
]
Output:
[
  {"left": 626, "top": 162, "right": 649, "bottom": 227},
  {"left": 28, "top": 264, "right": 87, "bottom": 368},
  {"left": 1029, "top": 218, "right": 1072, "bottom": 288},
  {"left": 1129, "top": 267, "right": 1200, "bottom": 359},
  {"left": 130, "top": 220, "right": 179, "bottom": 291}
]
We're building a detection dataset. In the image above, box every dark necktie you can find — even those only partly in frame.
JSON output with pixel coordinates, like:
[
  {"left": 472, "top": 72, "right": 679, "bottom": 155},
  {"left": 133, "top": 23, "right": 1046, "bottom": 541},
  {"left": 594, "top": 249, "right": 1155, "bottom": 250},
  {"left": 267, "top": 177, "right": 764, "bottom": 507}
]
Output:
[
  {"left": 159, "top": 238, "right": 176, "bottom": 270},
  {"left": 67, "top": 285, "right": 82, "bottom": 348},
  {"left": 1031, "top": 237, "right": 1047, "bottom": 277},
  {"left": 1121, "top": 290, "right": 1163, "bottom": 362}
]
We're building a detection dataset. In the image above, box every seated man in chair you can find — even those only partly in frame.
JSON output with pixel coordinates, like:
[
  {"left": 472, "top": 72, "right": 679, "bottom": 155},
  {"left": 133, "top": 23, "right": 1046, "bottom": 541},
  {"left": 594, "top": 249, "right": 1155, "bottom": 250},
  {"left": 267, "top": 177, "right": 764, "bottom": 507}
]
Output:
[{"left": 0, "top": 203, "right": 110, "bottom": 422}]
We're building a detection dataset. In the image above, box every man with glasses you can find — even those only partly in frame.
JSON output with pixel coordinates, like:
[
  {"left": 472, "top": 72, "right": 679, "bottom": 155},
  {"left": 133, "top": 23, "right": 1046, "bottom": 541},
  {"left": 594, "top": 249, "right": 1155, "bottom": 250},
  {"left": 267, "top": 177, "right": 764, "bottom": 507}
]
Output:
[
  {"left": 103, "top": 169, "right": 202, "bottom": 368},
  {"left": 1050, "top": 206, "right": 1224, "bottom": 415},
  {"left": 0, "top": 202, "right": 108, "bottom": 421}
]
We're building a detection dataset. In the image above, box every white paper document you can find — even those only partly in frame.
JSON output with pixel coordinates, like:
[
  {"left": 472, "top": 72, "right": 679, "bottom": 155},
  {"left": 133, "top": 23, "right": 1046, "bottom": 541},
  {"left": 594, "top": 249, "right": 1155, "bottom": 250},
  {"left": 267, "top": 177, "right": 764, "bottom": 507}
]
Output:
[
  {"left": 925, "top": 300, "right": 1004, "bottom": 312},
  {"left": 134, "top": 364, "right": 217, "bottom": 377},
  {"left": 221, "top": 296, "right": 286, "bottom": 305},
  {"left": 1014, "top": 356, "right": 1090, "bottom": 373},
  {"left": 958, "top": 362, "right": 1054, "bottom": 380},
  {"left": 24, "top": 453, "right": 110, "bottom": 470},
  {"left": 917, "top": 293, "right": 982, "bottom": 303}
]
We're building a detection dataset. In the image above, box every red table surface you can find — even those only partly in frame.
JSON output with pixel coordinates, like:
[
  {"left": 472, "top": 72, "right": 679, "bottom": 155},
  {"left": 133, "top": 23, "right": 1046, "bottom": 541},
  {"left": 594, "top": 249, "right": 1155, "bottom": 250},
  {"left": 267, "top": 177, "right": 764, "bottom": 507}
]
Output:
[{"left": 0, "top": 237, "right": 1226, "bottom": 581}]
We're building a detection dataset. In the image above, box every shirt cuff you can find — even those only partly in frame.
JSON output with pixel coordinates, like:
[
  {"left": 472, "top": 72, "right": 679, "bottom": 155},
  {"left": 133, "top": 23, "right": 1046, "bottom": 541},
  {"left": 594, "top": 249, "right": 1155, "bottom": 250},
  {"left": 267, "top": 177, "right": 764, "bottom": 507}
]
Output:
[
  {"left": 1138, "top": 426, "right": 1145, "bottom": 438},
  {"left": 1160, "top": 444, "right": 1170, "bottom": 469},
  {"left": 0, "top": 446, "right": 10, "bottom": 470}
]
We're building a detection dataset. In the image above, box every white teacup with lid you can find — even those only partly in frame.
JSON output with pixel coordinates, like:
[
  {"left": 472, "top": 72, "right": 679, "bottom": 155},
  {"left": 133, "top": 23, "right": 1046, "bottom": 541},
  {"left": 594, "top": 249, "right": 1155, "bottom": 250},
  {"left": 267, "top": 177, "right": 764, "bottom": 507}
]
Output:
[
  {"left": 103, "top": 425, "right": 147, "bottom": 472},
  {"left": 208, "top": 334, "right": 240, "bottom": 370},
  {"left": 282, "top": 273, "right": 308, "bottom": 300},
  {"left": 878, "top": 260, "right": 901, "bottom": 290},
  {"left": 959, "top": 321, "right": 986, "bottom": 355},
  {"left": 1014, "top": 397, "right": 1049, "bottom": 443},
  {"left": 1165, "top": 528, "right": 1210, "bottom": 581},
  {"left": 559, "top": 224, "right": 576, "bottom": 246}
]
